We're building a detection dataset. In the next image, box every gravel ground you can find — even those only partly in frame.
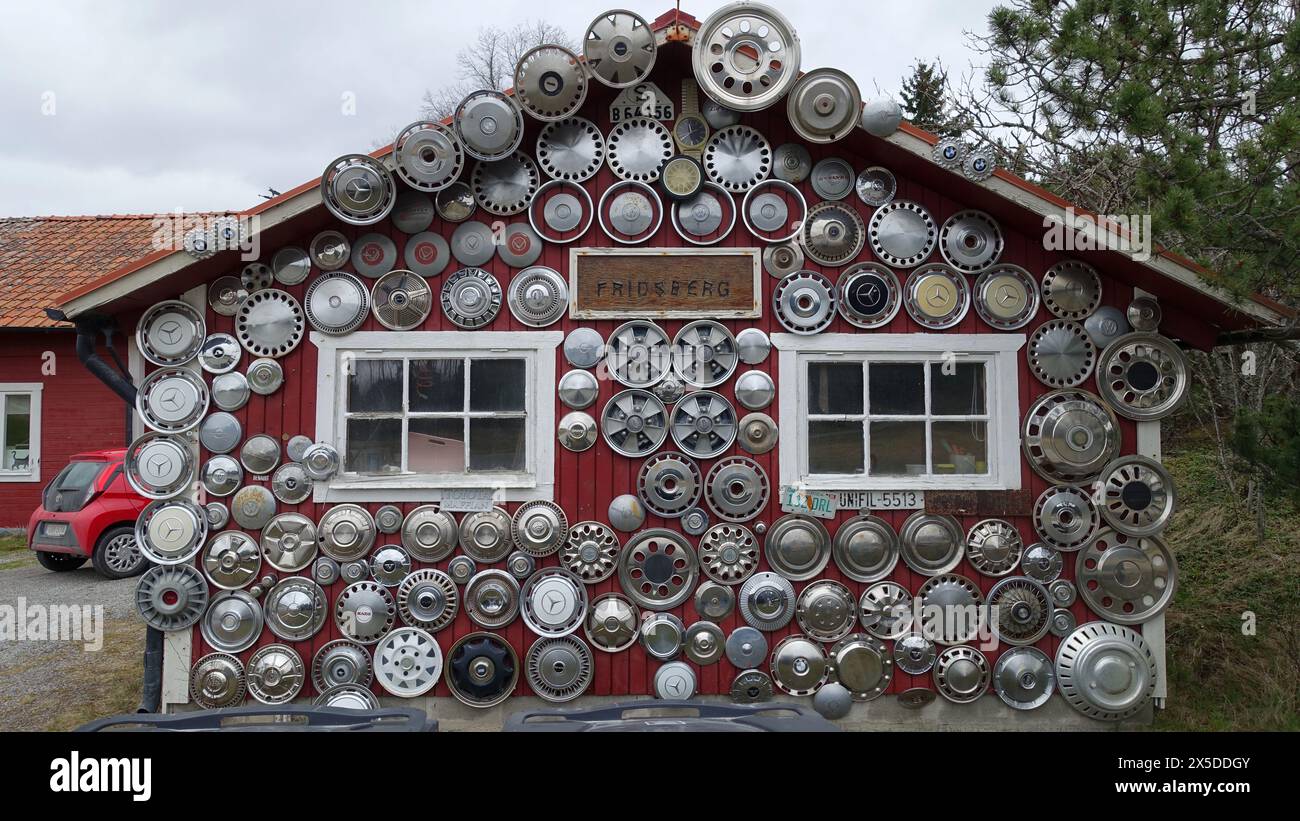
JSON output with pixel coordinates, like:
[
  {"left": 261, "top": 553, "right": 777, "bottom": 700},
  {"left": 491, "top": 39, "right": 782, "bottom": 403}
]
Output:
[{"left": 0, "top": 553, "right": 143, "bottom": 730}]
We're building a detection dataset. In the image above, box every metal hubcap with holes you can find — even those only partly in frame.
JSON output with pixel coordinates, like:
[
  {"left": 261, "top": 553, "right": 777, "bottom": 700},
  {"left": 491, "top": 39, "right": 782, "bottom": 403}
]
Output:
[
  {"left": 1056, "top": 622, "right": 1155, "bottom": 720},
  {"left": 637, "top": 452, "right": 703, "bottom": 518},
  {"left": 859, "top": 582, "right": 912, "bottom": 639},
  {"left": 397, "top": 569, "right": 458, "bottom": 633},
  {"left": 561, "top": 521, "right": 621, "bottom": 584},
  {"left": 933, "top": 646, "right": 990, "bottom": 704},
  {"left": 1076, "top": 529, "right": 1177, "bottom": 624},
  {"left": 602, "top": 389, "right": 668, "bottom": 457},
  {"left": 136, "top": 565, "right": 208, "bottom": 631},
  {"left": 1094, "top": 455, "right": 1176, "bottom": 536},
  {"left": 699, "top": 524, "right": 759, "bottom": 584},
  {"left": 618, "top": 529, "right": 699, "bottom": 611},
  {"left": 1042, "top": 260, "right": 1101, "bottom": 319},
  {"left": 375, "top": 627, "right": 443, "bottom": 697},
  {"left": 673, "top": 321, "right": 739, "bottom": 387},
  {"left": 965, "top": 519, "right": 1024, "bottom": 577},
  {"left": 918, "top": 573, "right": 985, "bottom": 645},
  {"left": 796, "top": 580, "right": 858, "bottom": 642},
  {"left": 1096, "top": 333, "right": 1189, "bottom": 420},
  {"left": 606, "top": 321, "right": 672, "bottom": 387},
  {"left": 670, "top": 391, "right": 738, "bottom": 458},
  {"left": 692, "top": 4, "right": 801, "bottom": 112},
  {"left": 334, "top": 582, "right": 395, "bottom": 645}
]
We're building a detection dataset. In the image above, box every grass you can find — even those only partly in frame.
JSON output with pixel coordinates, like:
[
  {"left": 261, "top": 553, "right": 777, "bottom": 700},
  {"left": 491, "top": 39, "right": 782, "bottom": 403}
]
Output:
[
  {"left": 1153, "top": 438, "right": 1300, "bottom": 731},
  {"left": 0, "top": 617, "right": 143, "bottom": 731},
  {"left": 0, "top": 533, "right": 26, "bottom": 554}
]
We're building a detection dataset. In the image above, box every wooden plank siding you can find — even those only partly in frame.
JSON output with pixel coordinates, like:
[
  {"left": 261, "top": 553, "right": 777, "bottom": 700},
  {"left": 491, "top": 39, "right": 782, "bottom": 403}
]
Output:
[{"left": 167, "top": 48, "right": 1147, "bottom": 704}]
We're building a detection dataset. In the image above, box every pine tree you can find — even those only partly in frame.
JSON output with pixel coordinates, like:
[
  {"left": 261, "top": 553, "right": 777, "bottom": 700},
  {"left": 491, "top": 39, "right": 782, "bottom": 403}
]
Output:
[{"left": 900, "top": 60, "right": 958, "bottom": 136}]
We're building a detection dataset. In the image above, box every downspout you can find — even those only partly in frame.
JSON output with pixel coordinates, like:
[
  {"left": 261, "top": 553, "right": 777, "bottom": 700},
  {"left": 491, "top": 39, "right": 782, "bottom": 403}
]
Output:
[{"left": 47, "top": 308, "right": 164, "bottom": 714}]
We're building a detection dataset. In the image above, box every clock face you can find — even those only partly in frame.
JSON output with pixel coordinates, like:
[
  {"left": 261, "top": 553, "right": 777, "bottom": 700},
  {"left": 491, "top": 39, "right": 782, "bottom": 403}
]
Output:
[
  {"left": 663, "top": 157, "right": 703, "bottom": 197},
  {"left": 674, "top": 115, "right": 709, "bottom": 148}
]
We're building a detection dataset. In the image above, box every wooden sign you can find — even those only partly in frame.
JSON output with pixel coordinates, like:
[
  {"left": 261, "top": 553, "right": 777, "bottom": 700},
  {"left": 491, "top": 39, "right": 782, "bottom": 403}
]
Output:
[
  {"left": 568, "top": 247, "right": 762, "bottom": 319},
  {"left": 924, "top": 490, "right": 1032, "bottom": 517}
]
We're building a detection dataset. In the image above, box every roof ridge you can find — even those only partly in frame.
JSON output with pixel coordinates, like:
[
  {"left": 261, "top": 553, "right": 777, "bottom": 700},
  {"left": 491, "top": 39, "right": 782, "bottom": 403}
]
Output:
[{"left": 0, "top": 212, "right": 235, "bottom": 223}]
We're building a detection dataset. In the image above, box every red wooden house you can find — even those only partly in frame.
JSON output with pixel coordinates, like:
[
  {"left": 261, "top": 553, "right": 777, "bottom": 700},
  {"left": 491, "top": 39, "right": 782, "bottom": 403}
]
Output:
[
  {"left": 0, "top": 216, "right": 167, "bottom": 527},
  {"left": 54, "top": 7, "right": 1287, "bottom": 726}
]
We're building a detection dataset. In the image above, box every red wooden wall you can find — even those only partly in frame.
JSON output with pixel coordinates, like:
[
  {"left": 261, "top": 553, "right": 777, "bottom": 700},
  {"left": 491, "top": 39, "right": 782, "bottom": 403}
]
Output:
[
  {"left": 171, "top": 47, "right": 1144, "bottom": 703},
  {"left": 0, "top": 332, "right": 126, "bottom": 528}
]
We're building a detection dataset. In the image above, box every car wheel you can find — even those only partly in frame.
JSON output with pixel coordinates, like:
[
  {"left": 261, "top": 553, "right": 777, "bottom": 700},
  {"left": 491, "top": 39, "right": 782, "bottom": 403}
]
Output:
[
  {"left": 35, "top": 551, "right": 89, "bottom": 572},
  {"left": 92, "top": 526, "right": 148, "bottom": 579}
]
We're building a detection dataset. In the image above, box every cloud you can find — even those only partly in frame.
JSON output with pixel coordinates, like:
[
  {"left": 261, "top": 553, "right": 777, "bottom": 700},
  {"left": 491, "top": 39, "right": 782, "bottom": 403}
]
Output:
[{"left": 0, "top": 0, "right": 996, "bottom": 216}]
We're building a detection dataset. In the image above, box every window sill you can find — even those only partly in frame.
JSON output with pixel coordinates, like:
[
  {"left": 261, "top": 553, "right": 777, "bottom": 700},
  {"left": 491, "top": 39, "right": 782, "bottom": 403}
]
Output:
[
  {"left": 313, "top": 476, "right": 551, "bottom": 504},
  {"left": 0, "top": 472, "right": 38, "bottom": 483}
]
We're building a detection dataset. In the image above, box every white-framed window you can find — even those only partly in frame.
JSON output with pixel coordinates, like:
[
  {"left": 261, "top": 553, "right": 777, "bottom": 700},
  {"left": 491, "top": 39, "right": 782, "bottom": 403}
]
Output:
[
  {"left": 0, "top": 383, "right": 42, "bottom": 483},
  {"left": 773, "top": 334, "right": 1024, "bottom": 491},
  {"left": 311, "top": 331, "right": 561, "bottom": 502}
]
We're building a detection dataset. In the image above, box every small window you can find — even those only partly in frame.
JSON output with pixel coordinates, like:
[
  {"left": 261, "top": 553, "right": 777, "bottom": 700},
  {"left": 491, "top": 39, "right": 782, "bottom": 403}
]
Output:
[
  {"left": 313, "top": 332, "right": 560, "bottom": 502},
  {"left": 774, "top": 334, "right": 1023, "bottom": 491},
  {"left": 805, "top": 360, "right": 991, "bottom": 479},
  {"left": 343, "top": 356, "right": 529, "bottom": 477},
  {"left": 0, "top": 385, "right": 41, "bottom": 482}
]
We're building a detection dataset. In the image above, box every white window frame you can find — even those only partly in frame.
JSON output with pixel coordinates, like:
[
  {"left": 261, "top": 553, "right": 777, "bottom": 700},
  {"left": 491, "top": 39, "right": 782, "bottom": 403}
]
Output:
[
  {"left": 311, "top": 331, "right": 561, "bottom": 503},
  {"left": 0, "top": 383, "right": 42, "bottom": 483},
  {"left": 773, "top": 334, "right": 1024, "bottom": 491}
]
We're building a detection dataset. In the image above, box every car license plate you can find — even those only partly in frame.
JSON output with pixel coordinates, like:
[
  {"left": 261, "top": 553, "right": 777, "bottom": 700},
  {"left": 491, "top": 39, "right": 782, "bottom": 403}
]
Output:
[
  {"left": 43, "top": 523, "right": 68, "bottom": 537},
  {"left": 836, "top": 490, "right": 925, "bottom": 511}
]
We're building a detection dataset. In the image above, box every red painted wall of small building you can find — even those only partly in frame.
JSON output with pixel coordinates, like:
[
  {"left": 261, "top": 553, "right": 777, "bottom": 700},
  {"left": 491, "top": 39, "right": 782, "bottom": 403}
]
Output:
[
  {"left": 158, "top": 49, "right": 1148, "bottom": 702},
  {"left": 0, "top": 332, "right": 127, "bottom": 527}
]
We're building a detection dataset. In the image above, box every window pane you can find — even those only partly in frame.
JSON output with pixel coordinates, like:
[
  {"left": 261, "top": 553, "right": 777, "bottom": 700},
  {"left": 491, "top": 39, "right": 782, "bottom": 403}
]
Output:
[
  {"left": 868, "top": 363, "right": 925, "bottom": 415},
  {"left": 931, "top": 363, "right": 987, "bottom": 416},
  {"left": 409, "top": 359, "right": 464, "bottom": 412},
  {"left": 348, "top": 360, "right": 402, "bottom": 412},
  {"left": 408, "top": 418, "right": 466, "bottom": 473},
  {"left": 869, "top": 421, "right": 927, "bottom": 475},
  {"left": 469, "top": 418, "right": 526, "bottom": 471},
  {"left": 345, "top": 418, "right": 402, "bottom": 474},
  {"left": 808, "top": 421, "right": 864, "bottom": 474},
  {"left": 932, "top": 421, "right": 989, "bottom": 474},
  {"left": 3, "top": 394, "right": 31, "bottom": 471},
  {"left": 470, "top": 359, "right": 526, "bottom": 412},
  {"left": 807, "top": 362, "right": 863, "bottom": 415}
]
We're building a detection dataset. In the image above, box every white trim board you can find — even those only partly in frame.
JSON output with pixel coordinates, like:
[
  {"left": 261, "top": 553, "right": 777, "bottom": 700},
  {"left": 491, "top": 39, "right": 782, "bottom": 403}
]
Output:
[
  {"left": 309, "top": 330, "right": 561, "bottom": 503},
  {"left": 772, "top": 333, "right": 1025, "bottom": 492}
]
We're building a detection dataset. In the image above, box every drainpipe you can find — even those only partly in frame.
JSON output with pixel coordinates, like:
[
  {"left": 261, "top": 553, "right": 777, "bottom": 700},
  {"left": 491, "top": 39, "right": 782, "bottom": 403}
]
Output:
[{"left": 46, "top": 308, "right": 164, "bottom": 714}]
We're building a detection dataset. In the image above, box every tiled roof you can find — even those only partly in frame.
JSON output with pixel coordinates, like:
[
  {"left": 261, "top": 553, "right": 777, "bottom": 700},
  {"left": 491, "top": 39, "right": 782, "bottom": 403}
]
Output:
[{"left": 0, "top": 215, "right": 212, "bottom": 328}]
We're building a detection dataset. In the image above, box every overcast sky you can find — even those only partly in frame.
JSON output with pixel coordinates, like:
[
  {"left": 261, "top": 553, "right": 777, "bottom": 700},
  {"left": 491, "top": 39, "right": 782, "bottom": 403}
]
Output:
[{"left": 0, "top": 0, "right": 999, "bottom": 217}]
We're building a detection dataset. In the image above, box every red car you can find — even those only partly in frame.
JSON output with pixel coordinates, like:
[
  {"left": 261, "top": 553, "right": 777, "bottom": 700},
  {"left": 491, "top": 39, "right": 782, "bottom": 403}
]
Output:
[{"left": 26, "top": 448, "right": 149, "bottom": 579}]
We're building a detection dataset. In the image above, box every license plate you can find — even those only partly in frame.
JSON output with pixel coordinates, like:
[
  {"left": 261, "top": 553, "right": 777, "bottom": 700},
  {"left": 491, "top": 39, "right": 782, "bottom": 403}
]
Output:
[
  {"left": 779, "top": 487, "right": 837, "bottom": 519},
  {"left": 836, "top": 490, "right": 925, "bottom": 511},
  {"left": 43, "top": 523, "right": 68, "bottom": 537}
]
